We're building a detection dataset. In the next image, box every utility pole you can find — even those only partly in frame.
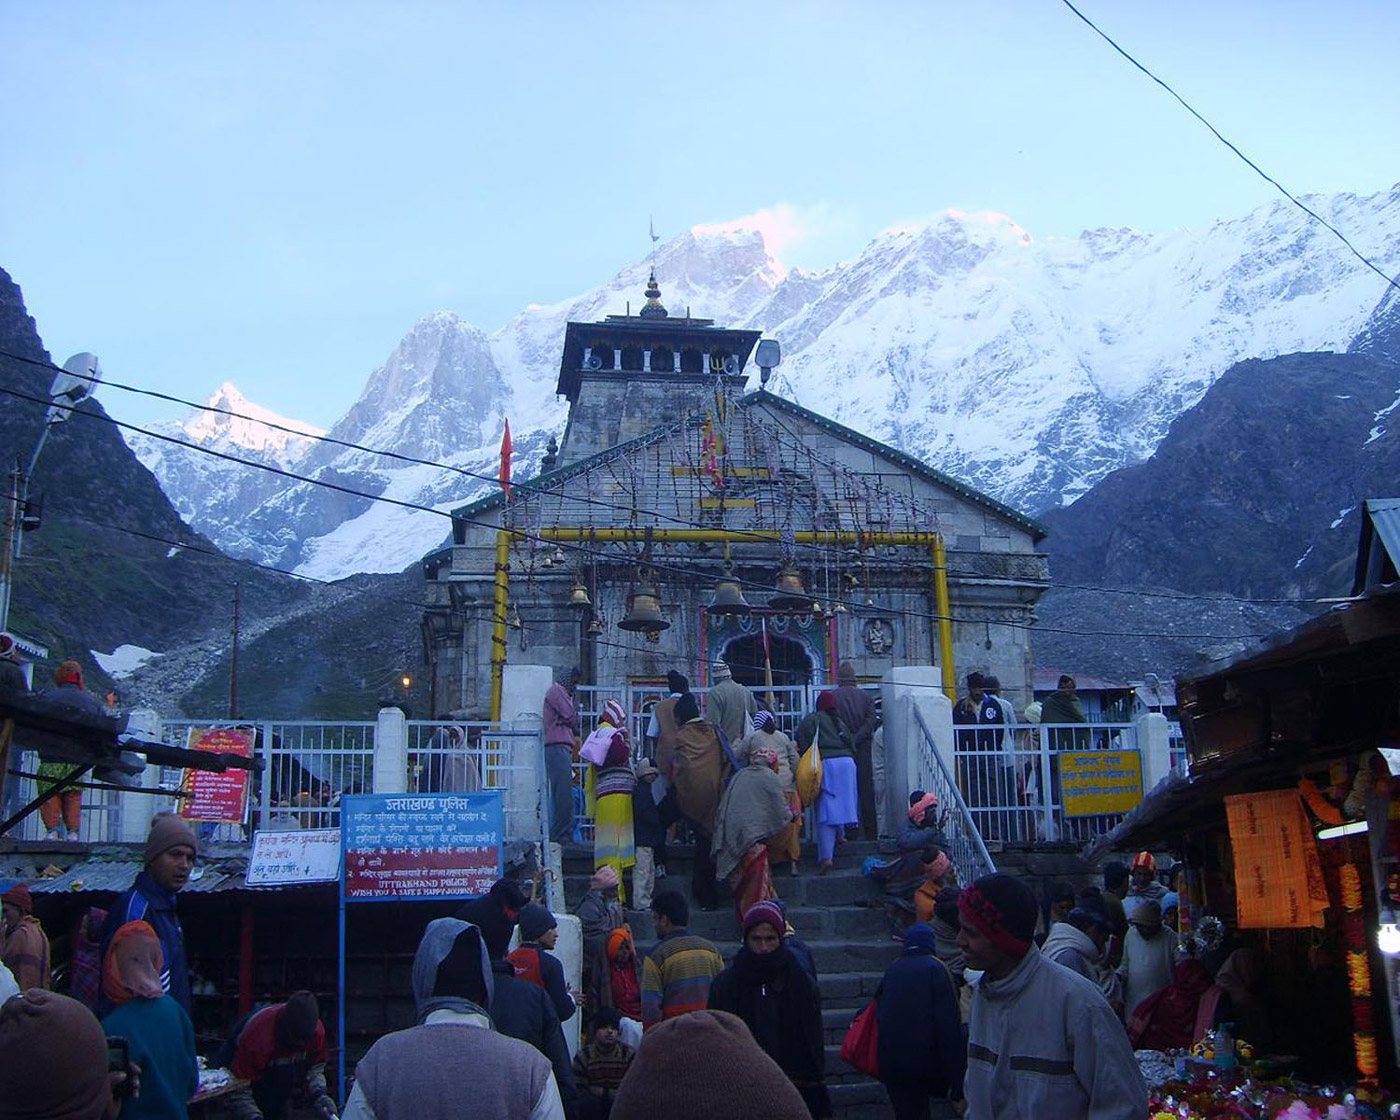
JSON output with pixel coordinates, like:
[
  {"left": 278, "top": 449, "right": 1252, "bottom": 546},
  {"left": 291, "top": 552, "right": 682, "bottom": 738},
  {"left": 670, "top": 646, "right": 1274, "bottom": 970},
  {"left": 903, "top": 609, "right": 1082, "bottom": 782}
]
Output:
[
  {"left": 0, "top": 460, "right": 20, "bottom": 634},
  {"left": 229, "top": 581, "right": 241, "bottom": 719}
]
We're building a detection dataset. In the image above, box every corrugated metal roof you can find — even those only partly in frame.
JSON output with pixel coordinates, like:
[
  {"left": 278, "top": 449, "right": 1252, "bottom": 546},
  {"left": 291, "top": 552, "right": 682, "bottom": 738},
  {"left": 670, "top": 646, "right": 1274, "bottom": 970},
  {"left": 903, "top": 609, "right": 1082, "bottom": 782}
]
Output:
[{"left": 19, "top": 856, "right": 327, "bottom": 895}]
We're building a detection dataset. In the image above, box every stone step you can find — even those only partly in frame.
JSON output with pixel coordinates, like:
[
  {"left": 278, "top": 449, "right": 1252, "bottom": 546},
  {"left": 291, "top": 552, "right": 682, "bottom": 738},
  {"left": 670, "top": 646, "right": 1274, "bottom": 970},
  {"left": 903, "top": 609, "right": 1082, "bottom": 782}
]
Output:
[
  {"left": 562, "top": 868, "right": 882, "bottom": 911},
  {"left": 816, "top": 970, "right": 886, "bottom": 1009},
  {"left": 830, "top": 1080, "right": 895, "bottom": 1118}
]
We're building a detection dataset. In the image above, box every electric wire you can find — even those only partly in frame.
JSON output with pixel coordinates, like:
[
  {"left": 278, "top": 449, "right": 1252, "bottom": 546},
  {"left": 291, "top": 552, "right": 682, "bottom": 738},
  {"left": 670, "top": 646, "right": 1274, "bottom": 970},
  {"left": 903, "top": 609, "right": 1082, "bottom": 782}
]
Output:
[
  {"left": 1060, "top": 0, "right": 1400, "bottom": 297},
  {"left": 0, "top": 350, "right": 1337, "bottom": 609},
  {"left": 0, "top": 381, "right": 1286, "bottom": 640}
]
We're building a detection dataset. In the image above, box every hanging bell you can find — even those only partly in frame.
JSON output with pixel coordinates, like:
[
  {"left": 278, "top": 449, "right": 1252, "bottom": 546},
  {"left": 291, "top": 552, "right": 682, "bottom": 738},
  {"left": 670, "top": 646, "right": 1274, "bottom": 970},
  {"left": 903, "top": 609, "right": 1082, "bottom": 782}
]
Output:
[
  {"left": 768, "top": 565, "right": 814, "bottom": 613},
  {"left": 707, "top": 561, "right": 751, "bottom": 616},
  {"left": 618, "top": 572, "right": 670, "bottom": 632},
  {"left": 587, "top": 615, "right": 604, "bottom": 636},
  {"left": 566, "top": 578, "right": 592, "bottom": 611}
]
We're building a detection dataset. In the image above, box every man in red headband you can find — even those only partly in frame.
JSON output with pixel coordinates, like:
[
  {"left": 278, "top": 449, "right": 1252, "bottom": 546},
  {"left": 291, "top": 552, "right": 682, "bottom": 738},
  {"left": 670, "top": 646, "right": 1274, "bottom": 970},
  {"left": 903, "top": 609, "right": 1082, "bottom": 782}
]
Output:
[{"left": 957, "top": 874, "right": 1145, "bottom": 1119}]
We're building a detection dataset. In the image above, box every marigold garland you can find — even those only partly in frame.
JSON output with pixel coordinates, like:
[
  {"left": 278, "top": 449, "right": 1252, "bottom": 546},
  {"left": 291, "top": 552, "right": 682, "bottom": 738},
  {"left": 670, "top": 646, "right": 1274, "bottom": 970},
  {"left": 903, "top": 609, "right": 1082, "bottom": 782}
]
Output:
[
  {"left": 1299, "top": 778, "right": 1344, "bottom": 825},
  {"left": 1333, "top": 843, "right": 1379, "bottom": 1087},
  {"left": 1340, "top": 863, "right": 1364, "bottom": 911}
]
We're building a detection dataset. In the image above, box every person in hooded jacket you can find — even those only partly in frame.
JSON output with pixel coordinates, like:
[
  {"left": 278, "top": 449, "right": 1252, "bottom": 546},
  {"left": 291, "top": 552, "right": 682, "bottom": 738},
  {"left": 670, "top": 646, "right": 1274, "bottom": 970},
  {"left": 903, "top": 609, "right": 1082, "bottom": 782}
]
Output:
[
  {"left": 833, "top": 662, "right": 879, "bottom": 840},
  {"left": 707, "top": 901, "right": 830, "bottom": 1118},
  {"left": 711, "top": 742, "right": 794, "bottom": 926},
  {"left": 344, "top": 919, "right": 564, "bottom": 1120},
  {"left": 489, "top": 955, "right": 579, "bottom": 1120},
  {"left": 874, "top": 922, "right": 966, "bottom": 1120},
  {"left": 738, "top": 710, "right": 803, "bottom": 877},
  {"left": 671, "top": 692, "right": 728, "bottom": 909},
  {"left": 1041, "top": 906, "right": 1123, "bottom": 1015}
]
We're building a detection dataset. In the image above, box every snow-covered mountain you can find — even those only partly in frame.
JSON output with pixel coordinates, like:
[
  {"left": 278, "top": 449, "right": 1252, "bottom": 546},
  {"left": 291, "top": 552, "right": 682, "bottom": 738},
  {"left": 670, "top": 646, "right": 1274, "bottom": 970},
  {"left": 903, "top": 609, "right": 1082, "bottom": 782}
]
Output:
[{"left": 128, "top": 184, "right": 1400, "bottom": 581}]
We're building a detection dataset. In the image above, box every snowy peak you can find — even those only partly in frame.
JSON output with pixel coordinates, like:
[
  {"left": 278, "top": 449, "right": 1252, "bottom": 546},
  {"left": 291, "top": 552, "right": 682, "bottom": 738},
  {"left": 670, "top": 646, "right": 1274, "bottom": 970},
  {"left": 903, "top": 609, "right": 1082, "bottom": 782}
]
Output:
[{"left": 179, "top": 382, "right": 325, "bottom": 466}]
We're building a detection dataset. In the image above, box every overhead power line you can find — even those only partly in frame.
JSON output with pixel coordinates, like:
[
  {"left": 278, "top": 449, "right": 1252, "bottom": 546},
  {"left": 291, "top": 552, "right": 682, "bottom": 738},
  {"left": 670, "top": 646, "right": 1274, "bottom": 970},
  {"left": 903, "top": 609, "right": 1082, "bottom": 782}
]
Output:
[
  {"left": 1060, "top": 0, "right": 1400, "bottom": 297},
  {"left": 0, "top": 350, "right": 1336, "bottom": 611}
]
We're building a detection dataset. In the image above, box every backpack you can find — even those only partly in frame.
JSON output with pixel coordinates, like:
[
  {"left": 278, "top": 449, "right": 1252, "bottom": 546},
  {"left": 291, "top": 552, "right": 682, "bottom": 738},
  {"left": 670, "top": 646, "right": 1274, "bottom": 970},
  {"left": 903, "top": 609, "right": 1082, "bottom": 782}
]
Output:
[{"left": 507, "top": 945, "right": 546, "bottom": 989}]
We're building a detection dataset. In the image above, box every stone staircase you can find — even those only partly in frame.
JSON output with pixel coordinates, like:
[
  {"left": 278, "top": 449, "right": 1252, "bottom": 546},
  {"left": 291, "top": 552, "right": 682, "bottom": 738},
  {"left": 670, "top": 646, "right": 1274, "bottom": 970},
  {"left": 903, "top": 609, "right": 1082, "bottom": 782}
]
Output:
[{"left": 560, "top": 839, "right": 901, "bottom": 1119}]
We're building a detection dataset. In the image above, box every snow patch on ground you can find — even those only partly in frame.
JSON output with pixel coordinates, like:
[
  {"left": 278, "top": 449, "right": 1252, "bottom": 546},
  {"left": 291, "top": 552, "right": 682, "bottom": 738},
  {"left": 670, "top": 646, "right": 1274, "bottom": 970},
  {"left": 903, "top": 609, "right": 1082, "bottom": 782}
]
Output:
[{"left": 92, "top": 644, "right": 160, "bottom": 679}]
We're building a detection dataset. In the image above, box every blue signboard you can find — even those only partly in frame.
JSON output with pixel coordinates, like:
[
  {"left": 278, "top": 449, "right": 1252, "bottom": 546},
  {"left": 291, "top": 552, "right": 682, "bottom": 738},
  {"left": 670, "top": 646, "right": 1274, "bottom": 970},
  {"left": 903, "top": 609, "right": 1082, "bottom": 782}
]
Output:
[
  {"left": 341, "top": 792, "right": 504, "bottom": 901},
  {"left": 337, "top": 791, "right": 504, "bottom": 1100}
]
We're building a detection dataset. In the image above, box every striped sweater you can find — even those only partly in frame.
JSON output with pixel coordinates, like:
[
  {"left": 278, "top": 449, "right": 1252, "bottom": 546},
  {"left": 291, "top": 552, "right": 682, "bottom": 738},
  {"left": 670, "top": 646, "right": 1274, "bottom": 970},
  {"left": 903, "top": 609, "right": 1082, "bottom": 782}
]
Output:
[
  {"left": 641, "top": 931, "right": 725, "bottom": 1028},
  {"left": 572, "top": 1039, "right": 634, "bottom": 1094}
]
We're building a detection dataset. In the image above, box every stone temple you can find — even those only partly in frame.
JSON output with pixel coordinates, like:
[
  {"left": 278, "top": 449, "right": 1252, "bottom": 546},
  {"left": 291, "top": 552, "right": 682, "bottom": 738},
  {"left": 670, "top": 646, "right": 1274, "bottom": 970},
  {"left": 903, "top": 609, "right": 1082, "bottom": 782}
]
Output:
[{"left": 420, "top": 274, "right": 1049, "bottom": 727}]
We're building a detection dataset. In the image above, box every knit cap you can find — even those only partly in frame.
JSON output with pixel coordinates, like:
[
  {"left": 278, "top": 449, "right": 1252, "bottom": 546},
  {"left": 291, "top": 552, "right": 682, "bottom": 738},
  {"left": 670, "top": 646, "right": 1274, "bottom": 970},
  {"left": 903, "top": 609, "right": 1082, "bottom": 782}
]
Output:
[
  {"left": 902, "top": 922, "right": 938, "bottom": 954},
  {"left": 666, "top": 670, "right": 688, "bottom": 695},
  {"left": 519, "top": 903, "right": 557, "bottom": 943},
  {"left": 0, "top": 990, "right": 112, "bottom": 1120},
  {"left": 712, "top": 660, "right": 732, "bottom": 681},
  {"left": 959, "top": 873, "right": 1038, "bottom": 958},
  {"left": 1132, "top": 850, "right": 1156, "bottom": 873},
  {"left": 752, "top": 709, "right": 775, "bottom": 733},
  {"left": 144, "top": 811, "right": 198, "bottom": 865},
  {"left": 610, "top": 1009, "right": 809, "bottom": 1120},
  {"left": 590, "top": 865, "right": 620, "bottom": 892},
  {"left": 741, "top": 899, "right": 785, "bottom": 940},
  {"left": 2, "top": 884, "right": 32, "bottom": 915},
  {"left": 53, "top": 660, "right": 84, "bottom": 688}
]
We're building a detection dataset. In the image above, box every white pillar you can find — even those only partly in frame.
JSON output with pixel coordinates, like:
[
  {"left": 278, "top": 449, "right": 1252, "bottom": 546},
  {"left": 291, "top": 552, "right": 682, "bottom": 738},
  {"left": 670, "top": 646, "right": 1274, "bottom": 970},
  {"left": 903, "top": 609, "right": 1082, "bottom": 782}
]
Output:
[
  {"left": 1136, "top": 711, "right": 1173, "bottom": 797},
  {"left": 119, "top": 708, "right": 164, "bottom": 842},
  {"left": 881, "top": 667, "right": 954, "bottom": 825},
  {"left": 372, "top": 706, "right": 408, "bottom": 794},
  {"left": 553, "top": 913, "right": 583, "bottom": 1058}
]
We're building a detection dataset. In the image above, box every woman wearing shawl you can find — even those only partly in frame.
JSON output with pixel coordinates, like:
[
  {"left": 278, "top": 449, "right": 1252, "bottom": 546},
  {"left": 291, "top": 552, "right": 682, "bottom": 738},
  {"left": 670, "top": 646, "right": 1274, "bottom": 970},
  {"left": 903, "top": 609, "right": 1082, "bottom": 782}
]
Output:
[
  {"left": 712, "top": 743, "right": 795, "bottom": 926},
  {"left": 69, "top": 906, "right": 108, "bottom": 1009},
  {"left": 671, "top": 692, "right": 728, "bottom": 911},
  {"left": 99, "top": 920, "right": 198, "bottom": 1120},
  {"left": 582, "top": 700, "right": 636, "bottom": 903},
  {"left": 591, "top": 926, "right": 642, "bottom": 1023},
  {"left": 740, "top": 710, "right": 803, "bottom": 877},
  {"left": 797, "top": 691, "right": 857, "bottom": 875},
  {"left": 1127, "top": 958, "right": 1214, "bottom": 1051}
]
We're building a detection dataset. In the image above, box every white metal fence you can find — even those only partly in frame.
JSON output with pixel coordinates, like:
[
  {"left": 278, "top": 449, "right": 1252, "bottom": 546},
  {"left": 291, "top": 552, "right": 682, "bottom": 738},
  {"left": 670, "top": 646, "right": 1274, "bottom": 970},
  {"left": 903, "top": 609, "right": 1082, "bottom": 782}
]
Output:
[
  {"left": 5, "top": 749, "right": 127, "bottom": 843},
  {"left": 953, "top": 720, "right": 1142, "bottom": 846},
  {"left": 911, "top": 707, "right": 997, "bottom": 884}
]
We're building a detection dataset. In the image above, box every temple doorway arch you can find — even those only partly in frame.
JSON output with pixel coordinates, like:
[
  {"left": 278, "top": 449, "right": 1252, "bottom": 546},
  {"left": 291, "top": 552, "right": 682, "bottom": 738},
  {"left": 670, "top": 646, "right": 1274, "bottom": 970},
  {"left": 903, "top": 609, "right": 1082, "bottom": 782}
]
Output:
[{"left": 721, "top": 632, "right": 814, "bottom": 689}]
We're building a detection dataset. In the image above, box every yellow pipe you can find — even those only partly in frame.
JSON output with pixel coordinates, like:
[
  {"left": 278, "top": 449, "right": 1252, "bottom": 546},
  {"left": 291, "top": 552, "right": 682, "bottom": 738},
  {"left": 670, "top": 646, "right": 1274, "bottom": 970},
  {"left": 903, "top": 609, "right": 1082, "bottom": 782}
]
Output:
[
  {"left": 537, "top": 527, "right": 943, "bottom": 546},
  {"left": 527, "top": 525, "right": 957, "bottom": 698},
  {"left": 931, "top": 538, "right": 957, "bottom": 701},
  {"left": 489, "top": 528, "right": 510, "bottom": 721}
]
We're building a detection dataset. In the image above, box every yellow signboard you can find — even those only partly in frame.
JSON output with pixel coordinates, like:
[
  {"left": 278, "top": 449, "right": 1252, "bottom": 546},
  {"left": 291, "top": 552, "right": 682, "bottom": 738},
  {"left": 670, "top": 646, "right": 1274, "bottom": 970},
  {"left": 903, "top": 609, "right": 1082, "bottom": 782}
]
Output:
[{"left": 1058, "top": 751, "right": 1143, "bottom": 817}]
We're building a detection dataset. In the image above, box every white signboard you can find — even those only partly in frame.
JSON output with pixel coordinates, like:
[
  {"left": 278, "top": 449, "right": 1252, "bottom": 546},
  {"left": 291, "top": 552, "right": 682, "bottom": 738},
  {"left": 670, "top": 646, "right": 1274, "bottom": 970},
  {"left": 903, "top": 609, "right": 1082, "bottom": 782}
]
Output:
[{"left": 246, "top": 829, "right": 342, "bottom": 886}]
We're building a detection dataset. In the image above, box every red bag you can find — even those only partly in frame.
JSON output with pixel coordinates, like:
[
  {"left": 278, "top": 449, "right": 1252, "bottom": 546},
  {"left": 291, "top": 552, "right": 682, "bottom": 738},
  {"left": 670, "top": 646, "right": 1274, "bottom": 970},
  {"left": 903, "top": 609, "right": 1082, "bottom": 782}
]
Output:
[{"left": 839, "top": 999, "right": 880, "bottom": 1078}]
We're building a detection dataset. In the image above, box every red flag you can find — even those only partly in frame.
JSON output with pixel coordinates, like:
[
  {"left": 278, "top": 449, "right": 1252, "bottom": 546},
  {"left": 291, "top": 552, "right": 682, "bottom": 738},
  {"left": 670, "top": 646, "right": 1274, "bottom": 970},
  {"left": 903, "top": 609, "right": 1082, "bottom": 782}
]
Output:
[{"left": 499, "top": 419, "right": 513, "bottom": 500}]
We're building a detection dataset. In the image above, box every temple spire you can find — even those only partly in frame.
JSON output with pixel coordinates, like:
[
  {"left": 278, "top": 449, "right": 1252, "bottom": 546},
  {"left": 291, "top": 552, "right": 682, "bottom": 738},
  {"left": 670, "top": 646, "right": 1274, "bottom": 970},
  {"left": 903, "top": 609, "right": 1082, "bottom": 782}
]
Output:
[{"left": 639, "top": 269, "right": 668, "bottom": 319}]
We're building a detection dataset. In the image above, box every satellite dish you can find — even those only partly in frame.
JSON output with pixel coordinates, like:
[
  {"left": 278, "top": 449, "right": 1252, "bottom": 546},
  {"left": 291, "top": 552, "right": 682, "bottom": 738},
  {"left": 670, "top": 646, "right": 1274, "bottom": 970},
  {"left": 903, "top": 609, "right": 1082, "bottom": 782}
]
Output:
[{"left": 46, "top": 353, "right": 102, "bottom": 424}]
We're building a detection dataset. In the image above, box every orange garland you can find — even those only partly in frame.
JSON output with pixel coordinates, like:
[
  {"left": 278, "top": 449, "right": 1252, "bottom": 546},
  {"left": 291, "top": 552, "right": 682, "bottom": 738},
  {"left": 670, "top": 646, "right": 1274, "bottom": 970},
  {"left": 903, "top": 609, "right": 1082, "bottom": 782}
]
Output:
[{"left": 1299, "top": 778, "right": 1344, "bottom": 825}]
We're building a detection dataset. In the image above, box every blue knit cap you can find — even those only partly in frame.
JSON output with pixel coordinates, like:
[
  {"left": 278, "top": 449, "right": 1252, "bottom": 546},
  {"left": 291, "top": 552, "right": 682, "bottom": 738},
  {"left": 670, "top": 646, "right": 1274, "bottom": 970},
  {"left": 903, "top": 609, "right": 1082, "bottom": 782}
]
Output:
[{"left": 903, "top": 922, "right": 938, "bottom": 954}]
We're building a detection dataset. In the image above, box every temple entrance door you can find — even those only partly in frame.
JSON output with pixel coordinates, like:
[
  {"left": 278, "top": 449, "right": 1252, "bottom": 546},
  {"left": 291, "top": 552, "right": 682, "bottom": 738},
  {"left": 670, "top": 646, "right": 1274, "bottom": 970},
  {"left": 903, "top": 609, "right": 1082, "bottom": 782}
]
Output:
[{"left": 721, "top": 632, "right": 814, "bottom": 733}]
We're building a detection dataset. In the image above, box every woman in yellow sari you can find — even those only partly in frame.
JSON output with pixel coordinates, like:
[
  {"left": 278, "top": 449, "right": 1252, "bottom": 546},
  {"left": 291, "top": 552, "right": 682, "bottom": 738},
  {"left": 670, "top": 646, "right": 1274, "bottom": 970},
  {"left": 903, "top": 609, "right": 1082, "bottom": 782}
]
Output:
[{"left": 583, "top": 699, "right": 636, "bottom": 904}]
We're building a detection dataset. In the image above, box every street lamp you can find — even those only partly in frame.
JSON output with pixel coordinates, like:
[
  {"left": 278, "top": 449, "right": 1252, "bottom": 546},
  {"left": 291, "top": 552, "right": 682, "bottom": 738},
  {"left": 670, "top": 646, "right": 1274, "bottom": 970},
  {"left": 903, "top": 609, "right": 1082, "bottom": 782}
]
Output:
[{"left": 0, "top": 353, "right": 102, "bottom": 633}]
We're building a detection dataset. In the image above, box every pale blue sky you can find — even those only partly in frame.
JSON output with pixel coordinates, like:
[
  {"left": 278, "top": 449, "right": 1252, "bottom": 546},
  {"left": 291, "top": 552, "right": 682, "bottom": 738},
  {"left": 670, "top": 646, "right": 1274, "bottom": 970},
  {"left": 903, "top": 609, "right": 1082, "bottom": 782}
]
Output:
[{"left": 3, "top": 1, "right": 1397, "bottom": 429}]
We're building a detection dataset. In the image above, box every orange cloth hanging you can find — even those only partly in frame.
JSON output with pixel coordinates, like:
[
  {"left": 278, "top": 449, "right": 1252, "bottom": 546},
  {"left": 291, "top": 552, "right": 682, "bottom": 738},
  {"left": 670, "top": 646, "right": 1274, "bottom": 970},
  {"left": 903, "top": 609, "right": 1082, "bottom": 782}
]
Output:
[{"left": 1225, "top": 789, "right": 1329, "bottom": 929}]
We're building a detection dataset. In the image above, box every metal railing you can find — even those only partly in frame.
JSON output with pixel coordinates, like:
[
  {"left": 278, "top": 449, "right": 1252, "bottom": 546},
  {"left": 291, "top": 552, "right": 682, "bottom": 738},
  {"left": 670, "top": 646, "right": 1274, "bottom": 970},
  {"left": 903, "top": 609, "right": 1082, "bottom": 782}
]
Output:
[
  {"left": 953, "top": 721, "right": 1141, "bottom": 846},
  {"left": 5, "top": 749, "right": 126, "bottom": 843},
  {"left": 161, "top": 720, "right": 376, "bottom": 838},
  {"left": 911, "top": 705, "right": 996, "bottom": 884}
]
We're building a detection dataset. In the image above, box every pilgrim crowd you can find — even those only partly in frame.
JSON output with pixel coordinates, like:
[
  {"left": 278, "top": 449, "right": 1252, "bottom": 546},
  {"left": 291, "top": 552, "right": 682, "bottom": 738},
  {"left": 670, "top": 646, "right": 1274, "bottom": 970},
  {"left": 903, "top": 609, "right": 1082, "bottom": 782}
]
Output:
[{"left": 0, "top": 658, "right": 1223, "bottom": 1119}]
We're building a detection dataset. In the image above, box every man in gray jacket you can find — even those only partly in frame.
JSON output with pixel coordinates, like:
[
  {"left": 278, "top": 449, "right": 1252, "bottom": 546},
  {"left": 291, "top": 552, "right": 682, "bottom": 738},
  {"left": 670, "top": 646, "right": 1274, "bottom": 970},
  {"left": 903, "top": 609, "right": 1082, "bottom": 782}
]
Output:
[
  {"left": 704, "top": 659, "right": 755, "bottom": 748},
  {"left": 958, "top": 874, "right": 1145, "bottom": 1120}
]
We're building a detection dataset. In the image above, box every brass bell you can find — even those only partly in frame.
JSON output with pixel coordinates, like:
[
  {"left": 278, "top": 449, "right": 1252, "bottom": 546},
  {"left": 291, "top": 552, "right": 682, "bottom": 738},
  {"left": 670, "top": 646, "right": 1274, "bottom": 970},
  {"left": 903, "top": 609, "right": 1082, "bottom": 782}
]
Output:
[
  {"left": 567, "top": 578, "right": 592, "bottom": 611},
  {"left": 768, "top": 565, "right": 814, "bottom": 613},
  {"left": 707, "top": 561, "right": 751, "bottom": 616},
  {"left": 587, "top": 616, "right": 604, "bottom": 636},
  {"left": 618, "top": 571, "right": 670, "bottom": 632}
]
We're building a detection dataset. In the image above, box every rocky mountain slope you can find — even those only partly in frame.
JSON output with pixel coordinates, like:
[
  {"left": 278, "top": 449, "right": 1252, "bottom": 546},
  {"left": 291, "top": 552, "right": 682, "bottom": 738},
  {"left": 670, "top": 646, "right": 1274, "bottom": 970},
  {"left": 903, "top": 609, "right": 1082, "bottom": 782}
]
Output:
[
  {"left": 0, "top": 268, "right": 310, "bottom": 693},
  {"left": 127, "top": 185, "right": 1400, "bottom": 583}
]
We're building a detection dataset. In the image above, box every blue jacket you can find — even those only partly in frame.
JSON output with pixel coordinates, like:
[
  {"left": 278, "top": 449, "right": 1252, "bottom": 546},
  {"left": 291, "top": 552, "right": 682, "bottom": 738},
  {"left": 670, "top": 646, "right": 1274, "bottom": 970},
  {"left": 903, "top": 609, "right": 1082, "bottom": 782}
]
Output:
[
  {"left": 101, "top": 997, "right": 198, "bottom": 1120},
  {"left": 99, "top": 872, "right": 190, "bottom": 1014},
  {"left": 875, "top": 948, "right": 966, "bottom": 1094}
]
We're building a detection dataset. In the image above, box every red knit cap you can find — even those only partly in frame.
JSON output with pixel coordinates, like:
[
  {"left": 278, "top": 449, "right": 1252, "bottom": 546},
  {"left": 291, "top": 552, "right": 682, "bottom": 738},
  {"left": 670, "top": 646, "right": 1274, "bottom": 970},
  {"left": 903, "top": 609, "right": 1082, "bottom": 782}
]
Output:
[
  {"left": 959, "top": 874, "right": 1037, "bottom": 958},
  {"left": 54, "top": 660, "right": 84, "bottom": 688},
  {"left": 1132, "top": 850, "right": 1156, "bottom": 873},
  {"left": 1, "top": 884, "right": 32, "bottom": 915}
]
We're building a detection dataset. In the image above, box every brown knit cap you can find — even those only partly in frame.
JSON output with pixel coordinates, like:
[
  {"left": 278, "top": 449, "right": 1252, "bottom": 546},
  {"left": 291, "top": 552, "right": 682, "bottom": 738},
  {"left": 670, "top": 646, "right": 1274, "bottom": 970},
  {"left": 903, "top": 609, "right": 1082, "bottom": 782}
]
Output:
[
  {"left": 611, "top": 1010, "right": 809, "bottom": 1120},
  {"left": 0, "top": 990, "right": 112, "bottom": 1120},
  {"left": 144, "top": 811, "right": 198, "bottom": 865}
]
